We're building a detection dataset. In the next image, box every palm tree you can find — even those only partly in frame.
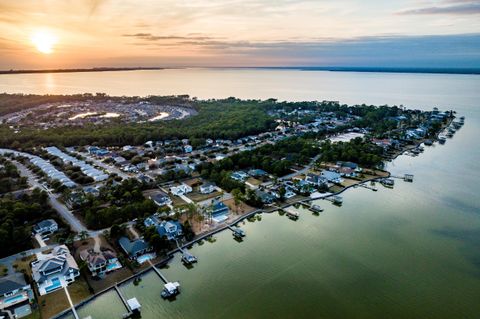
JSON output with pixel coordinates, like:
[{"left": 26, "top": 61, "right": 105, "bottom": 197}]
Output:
[{"left": 79, "top": 230, "right": 89, "bottom": 241}]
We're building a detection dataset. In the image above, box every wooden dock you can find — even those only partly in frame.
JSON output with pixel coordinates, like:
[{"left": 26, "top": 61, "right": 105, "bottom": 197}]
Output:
[
  {"left": 113, "top": 284, "right": 134, "bottom": 318},
  {"left": 391, "top": 174, "right": 414, "bottom": 182},
  {"left": 149, "top": 260, "right": 169, "bottom": 283}
]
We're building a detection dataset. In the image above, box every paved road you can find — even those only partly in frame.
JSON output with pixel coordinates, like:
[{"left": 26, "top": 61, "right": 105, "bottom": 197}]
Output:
[
  {"left": 279, "top": 153, "right": 322, "bottom": 181},
  {"left": 11, "top": 159, "right": 88, "bottom": 233},
  {"left": 75, "top": 151, "right": 132, "bottom": 180}
]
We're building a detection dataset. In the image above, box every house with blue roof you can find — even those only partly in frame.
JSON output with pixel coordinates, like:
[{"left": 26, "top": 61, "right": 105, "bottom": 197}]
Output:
[
  {"left": 156, "top": 221, "right": 183, "bottom": 240},
  {"left": 211, "top": 201, "right": 229, "bottom": 217},
  {"left": 118, "top": 237, "right": 152, "bottom": 261}
]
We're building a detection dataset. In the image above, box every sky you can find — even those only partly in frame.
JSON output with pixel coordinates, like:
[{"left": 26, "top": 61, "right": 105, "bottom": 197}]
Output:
[{"left": 0, "top": 0, "right": 479, "bottom": 69}]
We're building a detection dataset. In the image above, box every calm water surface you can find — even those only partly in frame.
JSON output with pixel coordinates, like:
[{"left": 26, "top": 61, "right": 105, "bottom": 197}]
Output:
[{"left": 2, "top": 69, "right": 479, "bottom": 318}]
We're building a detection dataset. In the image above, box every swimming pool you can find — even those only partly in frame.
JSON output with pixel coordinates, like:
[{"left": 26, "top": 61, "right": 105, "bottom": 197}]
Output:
[
  {"left": 45, "top": 277, "right": 62, "bottom": 293},
  {"left": 3, "top": 294, "right": 26, "bottom": 304},
  {"left": 106, "top": 261, "right": 121, "bottom": 272},
  {"left": 136, "top": 253, "right": 155, "bottom": 264}
]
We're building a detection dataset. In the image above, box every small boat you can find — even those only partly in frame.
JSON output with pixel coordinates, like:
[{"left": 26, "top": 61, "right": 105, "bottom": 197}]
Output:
[
  {"left": 232, "top": 227, "right": 246, "bottom": 238},
  {"left": 286, "top": 210, "right": 299, "bottom": 220},
  {"left": 446, "top": 132, "right": 454, "bottom": 138},
  {"left": 161, "top": 282, "right": 180, "bottom": 299},
  {"left": 438, "top": 136, "right": 446, "bottom": 144},
  {"left": 424, "top": 140, "right": 433, "bottom": 146},
  {"left": 310, "top": 204, "right": 324, "bottom": 213},
  {"left": 181, "top": 252, "right": 198, "bottom": 264},
  {"left": 332, "top": 195, "right": 343, "bottom": 205},
  {"left": 380, "top": 178, "right": 395, "bottom": 187}
]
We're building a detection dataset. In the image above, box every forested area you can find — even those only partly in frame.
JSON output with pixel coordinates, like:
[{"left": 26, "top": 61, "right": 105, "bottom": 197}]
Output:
[
  {"left": 78, "top": 179, "right": 158, "bottom": 229},
  {"left": 198, "top": 136, "right": 320, "bottom": 192},
  {"left": 0, "top": 95, "right": 276, "bottom": 148},
  {"left": 319, "top": 138, "right": 384, "bottom": 168},
  {"left": 0, "top": 157, "right": 28, "bottom": 194},
  {"left": 0, "top": 189, "right": 56, "bottom": 257}
]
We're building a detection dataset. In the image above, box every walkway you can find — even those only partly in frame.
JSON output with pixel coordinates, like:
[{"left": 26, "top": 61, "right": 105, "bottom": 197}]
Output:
[
  {"left": 64, "top": 287, "right": 79, "bottom": 319},
  {"left": 34, "top": 234, "right": 47, "bottom": 248}
]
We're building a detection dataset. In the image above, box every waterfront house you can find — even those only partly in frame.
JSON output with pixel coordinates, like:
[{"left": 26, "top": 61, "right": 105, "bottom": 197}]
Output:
[
  {"left": 118, "top": 237, "right": 152, "bottom": 261},
  {"left": 255, "top": 190, "right": 275, "bottom": 204},
  {"left": 320, "top": 170, "right": 343, "bottom": 184},
  {"left": 170, "top": 183, "right": 193, "bottom": 196},
  {"left": 305, "top": 173, "right": 328, "bottom": 187},
  {"left": 31, "top": 245, "right": 80, "bottom": 296},
  {"left": 0, "top": 273, "right": 34, "bottom": 313},
  {"left": 156, "top": 221, "right": 183, "bottom": 240},
  {"left": 79, "top": 248, "right": 122, "bottom": 277},
  {"left": 32, "top": 219, "right": 58, "bottom": 236},
  {"left": 200, "top": 182, "right": 215, "bottom": 194},
  {"left": 338, "top": 167, "right": 357, "bottom": 178},
  {"left": 210, "top": 201, "right": 230, "bottom": 218},
  {"left": 336, "top": 161, "right": 358, "bottom": 170}
]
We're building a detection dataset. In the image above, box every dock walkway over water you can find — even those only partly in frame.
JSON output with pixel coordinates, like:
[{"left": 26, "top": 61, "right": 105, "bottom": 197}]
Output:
[{"left": 148, "top": 260, "right": 169, "bottom": 283}]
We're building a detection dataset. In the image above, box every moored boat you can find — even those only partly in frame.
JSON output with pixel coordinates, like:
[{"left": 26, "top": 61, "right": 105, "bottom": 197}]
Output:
[{"left": 161, "top": 282, "right": 180, "bottom": 299}]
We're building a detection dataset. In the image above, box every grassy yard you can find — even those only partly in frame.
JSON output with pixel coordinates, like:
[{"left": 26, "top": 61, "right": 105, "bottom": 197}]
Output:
[
  {"left": 0, "top": 264, "right": 8, "bottom": 277},
  {"left": 37, "top": 288, "right": 70, "bottom": 319},
  {"left": 68, "top": 279, "right": 92, "bottom": 304},
  {"left": 186, "top": 190, "right": 221, "bottom": 203},
  {"left": 22, "top": 309, "right": 41, "bottom": 319}
]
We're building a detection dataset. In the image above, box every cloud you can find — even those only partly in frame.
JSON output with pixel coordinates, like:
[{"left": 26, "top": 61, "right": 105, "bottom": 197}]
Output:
[
  {"left": 119, "top": 32, "right": 480, "bottom": 68},
  {"left": 122, "top": 33, "right": 215, "bottom": 41},
  {"left": 398, "top": 2, "right": 480, "bottom": 15}
]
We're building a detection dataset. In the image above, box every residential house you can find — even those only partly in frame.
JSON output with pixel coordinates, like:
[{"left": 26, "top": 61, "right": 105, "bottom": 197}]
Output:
[
  {"left": 149, "top": 192, "right": 172, "bottom": 207},
  {"left": 248, "top": 169, "right": 268, "bottom": 178},
  {"left": 118, "top": 237, "right": 152, "bottom": 261},
  {"left": 0, "top": 273, "right": 34, "bottom": 312},
  {"left": 184, "top": 145, "right": 193, "bottom": 153},
  {"left": 31, "top": 245, "right": 80, "bottom": 295},
  {"left": 255, "top": 190, "right": 275, "bottom": 204},
  {"left": 200, "top": 182, "right": 215, "bottom": 194},
  {"left": 156, "top": 221, "right": 183, "bottom": 240},
  {"left": 170, "top": 184, "right": 193, "bottom": 196},
  {"left": 79, "top": 248, "right": 122, "bottom": 277},
  {"left": 304, "top": 173, "right": 327, "bottom": 187},
  {"left": 144, "top": 215, "right": 162, "bottom": 228},
  {"left": 320, "top": 170, "right": 343, "bottom": 184},
  {"left": 210, "top": 201, "right": 229, "bottom": 218},
  {"left": 231, "top": 171, "right": 249, "bottom": 181},
  {"left": 32, "top": 219, "right": 58, "bottom": 236}
]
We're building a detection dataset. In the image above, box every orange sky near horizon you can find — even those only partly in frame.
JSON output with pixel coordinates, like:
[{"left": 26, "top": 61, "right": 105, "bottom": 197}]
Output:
[{"left": 0, "top": 0, "right": 479, "bottom": 69}]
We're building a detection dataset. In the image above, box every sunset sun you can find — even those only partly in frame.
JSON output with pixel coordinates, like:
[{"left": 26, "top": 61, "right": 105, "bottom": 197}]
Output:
[{"left": 31, "top": 30, "right": 57, "bottom": 54}]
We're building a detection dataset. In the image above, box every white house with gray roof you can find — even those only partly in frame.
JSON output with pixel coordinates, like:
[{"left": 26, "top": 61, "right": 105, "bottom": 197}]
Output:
[
  {"left": 0, "top": 273, "right": 33, "bottom": 312},
  {"left": 31, "top": 245, "right": 80, "bottom": 295},
  {"left": 32, "top": 219, "right": 58, "bottom": 236}
]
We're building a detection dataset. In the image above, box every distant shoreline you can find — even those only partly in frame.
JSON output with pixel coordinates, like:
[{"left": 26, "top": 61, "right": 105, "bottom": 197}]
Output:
[
  {"left": 0, "top": 66, "right": 479, "bottom": 75},
  {"left": 0, "top": 67, "right": 164, "bottom": 75}
]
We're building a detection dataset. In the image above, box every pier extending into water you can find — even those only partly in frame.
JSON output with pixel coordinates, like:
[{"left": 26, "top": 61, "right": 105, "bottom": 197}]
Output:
[{"left": 148, "top": 260, "right": 169, "bottom": 283}]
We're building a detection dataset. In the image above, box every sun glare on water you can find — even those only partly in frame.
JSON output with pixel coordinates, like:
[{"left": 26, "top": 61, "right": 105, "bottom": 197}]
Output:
[{"left": 31, "top": 30, "right": 58, "bottom": 54}]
